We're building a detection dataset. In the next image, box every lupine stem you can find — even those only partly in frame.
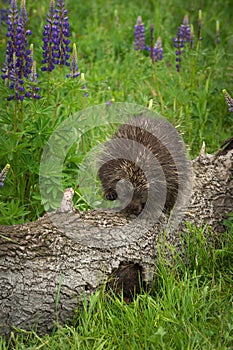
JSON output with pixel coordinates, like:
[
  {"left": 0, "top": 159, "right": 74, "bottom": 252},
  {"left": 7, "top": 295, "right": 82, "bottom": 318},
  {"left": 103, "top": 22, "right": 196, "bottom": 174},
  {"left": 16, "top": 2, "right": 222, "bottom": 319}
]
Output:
[
  {"left": 150, "top": 25, "right": 154, "bottom": 64},
  {"left": 196, "top": 9, "right": 202, "bottom": 52}
]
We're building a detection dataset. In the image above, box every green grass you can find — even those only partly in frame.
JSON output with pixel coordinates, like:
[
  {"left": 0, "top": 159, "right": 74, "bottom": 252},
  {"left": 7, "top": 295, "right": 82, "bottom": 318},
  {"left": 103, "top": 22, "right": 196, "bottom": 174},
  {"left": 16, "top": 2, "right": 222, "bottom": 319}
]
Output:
[
  {"left": 1, "top": 225, "right": 232, "bottom": 349},
  {"left": 0, "top": 0, "right": 233, "bottom": 348}
]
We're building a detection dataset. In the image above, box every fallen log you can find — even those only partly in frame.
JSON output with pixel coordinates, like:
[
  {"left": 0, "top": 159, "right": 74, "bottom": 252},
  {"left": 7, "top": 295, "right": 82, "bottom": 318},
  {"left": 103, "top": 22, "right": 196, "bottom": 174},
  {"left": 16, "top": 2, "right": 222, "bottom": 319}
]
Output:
[{"left": 0, "top": 141, "right": 232, "bottom": 336}]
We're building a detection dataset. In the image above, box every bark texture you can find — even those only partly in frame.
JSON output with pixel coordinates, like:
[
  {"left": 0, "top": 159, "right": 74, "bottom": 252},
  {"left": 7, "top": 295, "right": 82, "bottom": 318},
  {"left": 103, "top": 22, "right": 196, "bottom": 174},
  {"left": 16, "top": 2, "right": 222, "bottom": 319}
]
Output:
[{"left": 0, "top": 144, "right": 232, "bottom": 336}]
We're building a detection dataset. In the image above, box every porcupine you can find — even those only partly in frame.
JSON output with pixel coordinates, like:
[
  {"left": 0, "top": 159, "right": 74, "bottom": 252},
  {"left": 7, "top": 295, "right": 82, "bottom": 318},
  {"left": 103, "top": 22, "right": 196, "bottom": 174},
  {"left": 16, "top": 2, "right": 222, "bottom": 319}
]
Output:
[{"left": 98, "top": 115, "right": 189, "bottom": 217}]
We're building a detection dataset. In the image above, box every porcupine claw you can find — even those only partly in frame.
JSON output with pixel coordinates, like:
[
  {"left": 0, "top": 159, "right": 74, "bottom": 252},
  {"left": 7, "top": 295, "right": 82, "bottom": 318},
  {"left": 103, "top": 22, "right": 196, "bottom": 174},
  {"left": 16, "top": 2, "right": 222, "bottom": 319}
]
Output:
[{"left": 105, "top": 189, "right": 118, "bottom": 201}]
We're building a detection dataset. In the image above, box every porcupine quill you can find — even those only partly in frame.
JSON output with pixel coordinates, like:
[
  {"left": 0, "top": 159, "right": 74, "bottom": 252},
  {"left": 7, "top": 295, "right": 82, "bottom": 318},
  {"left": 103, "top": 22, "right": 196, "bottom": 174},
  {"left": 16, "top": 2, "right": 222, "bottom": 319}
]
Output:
[{"left": 98, "top": 115, "right": 191, "bottom": 218}]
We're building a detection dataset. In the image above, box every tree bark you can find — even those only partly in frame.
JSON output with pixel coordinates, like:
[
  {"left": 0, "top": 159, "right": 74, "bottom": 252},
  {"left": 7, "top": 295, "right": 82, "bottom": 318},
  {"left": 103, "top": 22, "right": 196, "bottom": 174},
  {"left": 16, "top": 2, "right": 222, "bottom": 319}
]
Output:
[{"left": 0, "top": 143, "right": 232, "bottom": 336}]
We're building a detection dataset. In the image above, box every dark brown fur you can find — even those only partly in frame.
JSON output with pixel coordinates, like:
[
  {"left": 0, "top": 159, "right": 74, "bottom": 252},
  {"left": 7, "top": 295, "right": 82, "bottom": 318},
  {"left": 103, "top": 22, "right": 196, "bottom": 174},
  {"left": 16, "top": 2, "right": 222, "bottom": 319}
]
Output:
[{"left": 98, "top": 116, "right": 187, "bottom": 216}]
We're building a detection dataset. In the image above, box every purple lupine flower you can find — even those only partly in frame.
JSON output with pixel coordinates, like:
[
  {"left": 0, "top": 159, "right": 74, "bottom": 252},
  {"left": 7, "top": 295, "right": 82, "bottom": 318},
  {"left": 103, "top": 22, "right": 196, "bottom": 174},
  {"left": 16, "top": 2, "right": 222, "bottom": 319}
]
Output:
[
  {"left": 1, "top": 0, "right": 33, "bottom": 100},
  {"left": 66, "top": 43, "right": 80, "bottom": 78},
  {"left": 174, "top": 15, "right": 191, "bottom": 72},
  {"left": 26, "top": 60, "right": 41, "bottom": 99},
  {"left": 0, "top": 164, "right": 10, "bottom": 188},
  {"left": 222, "top": 89, "right": 233, "bottom": 112},
  {"left": 53, "top": 0, "right": 71, "bottom": 66},
  {"left": 1, "top": 0, "right": 19, "bottom": 83},
  {"left": 0, "top": 0, "right": 8, "bottom": 24},
  {"left": 174, "top": 32, "right": 184, "bottom": 72},
  {"left": 18, "top": 0, "right": 32, "bottom": 79},
  {"left": 106, "top": 99, "right": 114, "bottom": 107},
  {"left": 146, "top": 27, "right": 163, "bottom": 64},
  {"left": 41, "top": 0, "right": 57, "bottom": 72},
  {"left": 180, "top": 15, "right": 191, "bottom": 43},
  {"left": 7, "top": 52, "right": 25, "bottom": 101},
  {"left": 150, "top": 24, "right": 154, "bottom": 44},
  {"left": 1, "top": 9, "right": 7, "bottom": 24},
  {"left": 134, "top": 16, "right": 146, "bottom": 51},
  {"left": 26, "top": 44, "right": 40, "bottom": 98},
  {"left": 82, "top": 84, "right": 88, "bottom": 97},
  {"left": 42, "top": 0, "right": 71, "bottom": 71},
  {"left": 19, "top": 0, "right": 28, "bottom": 25},
  {"left": 106, "top": 100, "right": 112, "bottom": 107},
  {"left": 152, "top": 36, "right": 163, "bottom": 62}
]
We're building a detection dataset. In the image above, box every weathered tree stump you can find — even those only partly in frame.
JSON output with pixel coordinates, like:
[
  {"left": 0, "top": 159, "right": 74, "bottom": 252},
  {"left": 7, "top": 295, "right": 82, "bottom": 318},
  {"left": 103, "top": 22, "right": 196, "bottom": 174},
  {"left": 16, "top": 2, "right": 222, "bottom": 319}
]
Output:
[{"left": 0, "top": 141, "right": 232, "bottom": 336}]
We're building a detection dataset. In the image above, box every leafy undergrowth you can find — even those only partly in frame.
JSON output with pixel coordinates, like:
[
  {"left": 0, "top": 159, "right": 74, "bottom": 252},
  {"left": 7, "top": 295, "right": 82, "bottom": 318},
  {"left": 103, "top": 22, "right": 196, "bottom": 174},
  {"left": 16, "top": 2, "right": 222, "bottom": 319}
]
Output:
[{"left": 0, "top": 0, "right": 233, "bottom": 223}]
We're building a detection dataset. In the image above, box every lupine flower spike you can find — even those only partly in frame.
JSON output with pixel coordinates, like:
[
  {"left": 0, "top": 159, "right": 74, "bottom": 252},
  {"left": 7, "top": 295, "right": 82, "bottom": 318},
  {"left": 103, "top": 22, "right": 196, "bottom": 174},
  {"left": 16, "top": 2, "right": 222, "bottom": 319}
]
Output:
[
  {"left": 180, "top": 15, "right": 191, "bottom": 42},
  {"left": 16, "top": 0, "right": 32, "bottom": 79},
  {"left": 222, "top": 89, "right": 233, "bottom": 112},
  {"left": 152, "top": 37, "right": 163, "bottom": 63},
  {"left": 173, "top": 19, "right": 184, "bottom": 72},
  {"left": 53, "top": 0, "right": 71, "bottom": 66},
  {"left": 174, "top": 15, "right": 191, "bottom": 72},
  {"left": 215, "top": 20, "right": 220, "bottom": 45},
  {"left": 42, "top": 0, "right": 71, "bottom": 71},
  {"left": 1, "top": 0, "right": 33, "bottom": 100},
  {"left": 42, "top": 0, "right": 57, "bottom": 72},
  {"left": 3, "top": 0, "right": 19, "bottom": 82},
  {"left": 0, "top": 164, "right": 10, "bottom": 188},
  {"left": 106, "top": 98, "right": 115, "bottom": 107},
  {"left": 134, "top": 16, "right": 146, "bottom": 51},
  {"left": 26, "top": 61, "right": 41, "bottom": 99},
  {"left": 2, "top": 0, "right": 20, "bottom": 96},
  {"left": 66, "top": 43, "right": 80, "bottom": 78},
  {"left": 0, "top": 0, "right": 8, "bottom": 25}
]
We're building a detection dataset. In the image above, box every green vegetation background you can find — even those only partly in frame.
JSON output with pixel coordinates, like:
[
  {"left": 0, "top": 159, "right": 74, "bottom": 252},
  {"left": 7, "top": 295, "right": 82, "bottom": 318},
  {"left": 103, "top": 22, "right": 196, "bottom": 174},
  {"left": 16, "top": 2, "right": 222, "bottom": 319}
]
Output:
[{"left": 0, "top": 0, "right": 232, "bottom": 348}]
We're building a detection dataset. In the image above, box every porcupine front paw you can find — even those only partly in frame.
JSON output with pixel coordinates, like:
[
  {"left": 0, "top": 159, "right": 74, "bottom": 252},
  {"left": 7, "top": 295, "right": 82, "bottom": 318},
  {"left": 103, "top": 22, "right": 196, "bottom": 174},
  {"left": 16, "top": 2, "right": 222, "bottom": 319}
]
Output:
[{"left": 104, "top": 189, "right": 118, "bottom": 201}]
